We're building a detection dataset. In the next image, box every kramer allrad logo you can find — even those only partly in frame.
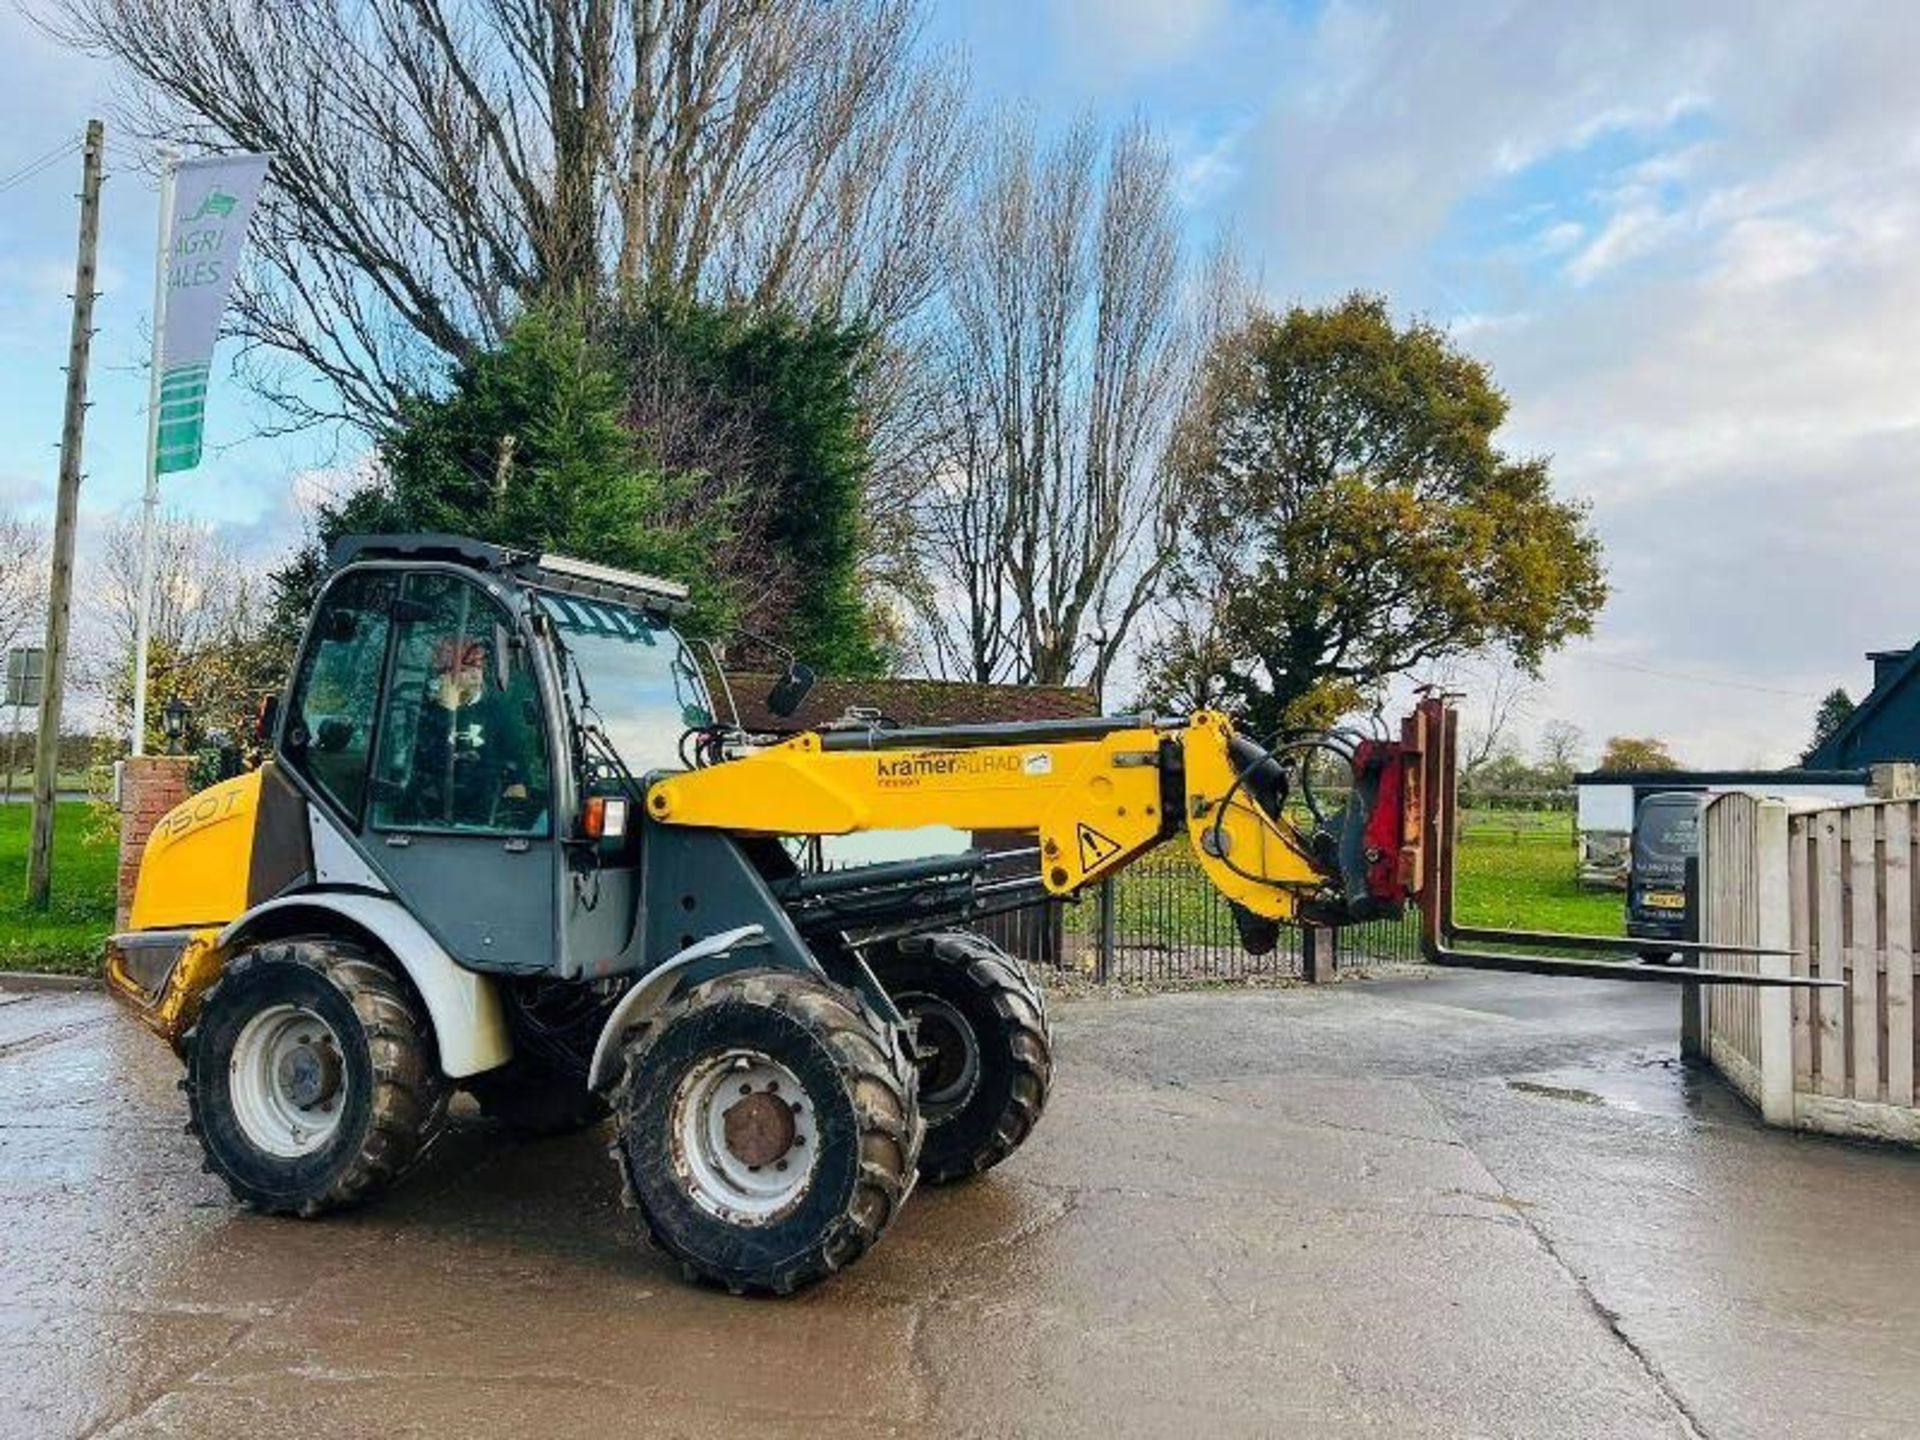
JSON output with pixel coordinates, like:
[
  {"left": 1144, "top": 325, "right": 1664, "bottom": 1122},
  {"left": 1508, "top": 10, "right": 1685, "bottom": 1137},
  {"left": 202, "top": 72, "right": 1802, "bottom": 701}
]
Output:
[{"left": 875, "top": 751, "right": 1022, "bottom": 785}]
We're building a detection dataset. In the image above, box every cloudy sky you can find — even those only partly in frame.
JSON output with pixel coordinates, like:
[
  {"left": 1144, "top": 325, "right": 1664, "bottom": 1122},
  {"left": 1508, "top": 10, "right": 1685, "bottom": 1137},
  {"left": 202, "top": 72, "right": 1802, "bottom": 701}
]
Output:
[{"left": 4, "top": 0, "right": 1918, "bottom": 766}]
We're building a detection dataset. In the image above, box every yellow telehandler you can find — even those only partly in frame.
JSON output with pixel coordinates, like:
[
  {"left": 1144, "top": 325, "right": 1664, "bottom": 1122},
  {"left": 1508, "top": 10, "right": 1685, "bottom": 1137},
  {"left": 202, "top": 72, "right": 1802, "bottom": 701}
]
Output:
[{"left": 105, "top": 535, "right": 1825, "bottom": 1293}]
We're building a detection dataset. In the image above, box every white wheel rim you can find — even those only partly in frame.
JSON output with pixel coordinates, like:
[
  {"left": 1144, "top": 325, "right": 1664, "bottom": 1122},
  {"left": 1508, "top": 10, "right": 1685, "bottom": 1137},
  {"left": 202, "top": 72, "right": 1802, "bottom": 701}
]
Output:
[
  {"left": 670, "top": 1049, "right": 817, "bottom": 1225},
  {"left": 229, "top": 1003, "right": 349, "bottom": 1158}
]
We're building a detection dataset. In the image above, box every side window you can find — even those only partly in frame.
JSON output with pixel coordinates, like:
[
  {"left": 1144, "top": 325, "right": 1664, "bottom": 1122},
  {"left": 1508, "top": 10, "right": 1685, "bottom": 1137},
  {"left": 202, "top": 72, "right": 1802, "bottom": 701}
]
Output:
[
  {"left": 284, "top": 572, "right": 396, "bottom": 818},
  {"left": 370, "top": 573, "right": 551, "bottom": 836}
]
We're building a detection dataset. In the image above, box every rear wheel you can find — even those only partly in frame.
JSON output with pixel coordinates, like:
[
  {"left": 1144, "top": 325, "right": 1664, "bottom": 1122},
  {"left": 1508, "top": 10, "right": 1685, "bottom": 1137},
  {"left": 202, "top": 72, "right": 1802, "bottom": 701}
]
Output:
[
  {"left": 610, "top": 969, "right": 921, "bottom": 1295},
  {"left": 184, "top": 938, "right": 446, "bottom": 1216},
  {"left": 869, "top": 931, "right": 1053, "bottom": 1184}
]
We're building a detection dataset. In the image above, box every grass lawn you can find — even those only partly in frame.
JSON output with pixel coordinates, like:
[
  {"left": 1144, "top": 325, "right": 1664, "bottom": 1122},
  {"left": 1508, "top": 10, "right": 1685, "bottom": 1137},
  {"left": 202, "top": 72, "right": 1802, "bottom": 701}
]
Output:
[
  {"left": 1069, "top": 808, "right": 1624, "bottom": 944},
  {"left": 0, "top": 772, "right": 91, "bottom": 794},
  {"left": 1453, "top": 815, "right": 1623, "bottom": 936},
  {"left": 0, "top": 803, "right": 117, "bottom": 975}
]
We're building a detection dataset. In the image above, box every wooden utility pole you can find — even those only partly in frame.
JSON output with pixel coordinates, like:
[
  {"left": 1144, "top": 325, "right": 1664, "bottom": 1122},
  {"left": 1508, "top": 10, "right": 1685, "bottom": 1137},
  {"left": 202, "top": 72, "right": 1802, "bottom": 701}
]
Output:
[{"left": 26, "top": 120, "right": 105, "bottom": 909}]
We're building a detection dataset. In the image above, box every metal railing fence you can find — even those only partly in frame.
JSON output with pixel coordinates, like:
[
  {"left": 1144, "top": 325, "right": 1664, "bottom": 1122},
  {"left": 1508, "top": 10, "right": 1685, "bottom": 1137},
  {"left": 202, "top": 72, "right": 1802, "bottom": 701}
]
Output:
[
  {"left": 809, "top": 839, "right": 1424, "bottom": 984},
  {"left": 1034, "top": 848, "right": 1421, "bottom": 983}
]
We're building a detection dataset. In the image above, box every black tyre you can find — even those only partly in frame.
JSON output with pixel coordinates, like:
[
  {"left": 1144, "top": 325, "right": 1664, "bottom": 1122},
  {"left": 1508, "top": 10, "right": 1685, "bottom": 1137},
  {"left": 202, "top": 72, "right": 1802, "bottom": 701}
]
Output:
[
  {"left": 610, "top": 969, "right": 921, "bottom": 1295},
  {"left": 184, "top": 938, "right": 446, "bottom": 1217},
  {"left": 466, "top": 1058, "right": 610, "bottom": 1137},
  {"left": 868, "top": 931, "right": 1052, "bottom": 1185}
]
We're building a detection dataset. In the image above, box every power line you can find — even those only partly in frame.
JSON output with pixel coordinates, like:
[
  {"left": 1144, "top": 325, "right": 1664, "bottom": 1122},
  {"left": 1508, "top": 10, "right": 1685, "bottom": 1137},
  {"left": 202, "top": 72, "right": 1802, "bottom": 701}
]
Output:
[
  {"left": 1577, "top": 655, "right": 1822, "bottom": 700},
  {"left": 0, "top": 135, "right": 83, "bottom": 195}
]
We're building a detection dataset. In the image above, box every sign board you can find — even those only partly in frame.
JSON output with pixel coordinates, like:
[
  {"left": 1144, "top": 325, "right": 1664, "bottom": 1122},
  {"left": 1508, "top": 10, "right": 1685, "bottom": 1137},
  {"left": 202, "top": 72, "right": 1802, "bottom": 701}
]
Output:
[
  {"left": 4, "top": 647, "right": 44, "bottom": 709},
  {"left": 155, "top": 152, "right": 271, "bottom": 475}
]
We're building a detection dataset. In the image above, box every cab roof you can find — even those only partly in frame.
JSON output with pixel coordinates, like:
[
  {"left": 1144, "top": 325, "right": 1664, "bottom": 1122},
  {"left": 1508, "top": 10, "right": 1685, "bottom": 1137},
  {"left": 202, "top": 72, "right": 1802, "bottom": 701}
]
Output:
[{"left": 328, "top": 533, "right": 690, "bottom": 616}]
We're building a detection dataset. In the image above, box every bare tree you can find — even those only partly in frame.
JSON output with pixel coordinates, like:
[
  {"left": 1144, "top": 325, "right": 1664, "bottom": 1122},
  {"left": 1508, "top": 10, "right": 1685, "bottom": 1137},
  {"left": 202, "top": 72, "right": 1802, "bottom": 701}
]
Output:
[
  {"left": 1421, "top": 652, "right": 1538, "bottom": 780},
  {"left": 44, "top": 0, "right": 966, "bottom": 431},
  {"left": 0, "top": 510, "right": 49, "bottom": 663},
  {"left": 88, "top": 513, "right": 260, "bottom": 665},
  {"left": 905, "top": 117, "right": 1218, "bottom": 694},
  {"left": 1536, "top": 719, "right": 1585, "bottom": 782},
  {"left": 79, "top": 513, "right": 277, "bottom": 738}
]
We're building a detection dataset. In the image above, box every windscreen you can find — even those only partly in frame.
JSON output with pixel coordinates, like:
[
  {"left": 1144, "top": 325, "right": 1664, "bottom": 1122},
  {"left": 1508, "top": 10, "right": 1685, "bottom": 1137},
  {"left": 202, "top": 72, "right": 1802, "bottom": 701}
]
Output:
[
  {"left": 536, "top": 592, "right": 712, "bottom": 776},
  {"left": 1632, "top": 794, "right": 1699, "bottom": 886}
]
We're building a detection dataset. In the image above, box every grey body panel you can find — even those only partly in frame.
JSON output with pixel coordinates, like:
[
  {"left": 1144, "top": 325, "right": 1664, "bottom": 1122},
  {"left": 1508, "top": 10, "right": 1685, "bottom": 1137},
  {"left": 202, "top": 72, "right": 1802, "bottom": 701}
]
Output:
[
  {"left": 218, "top": 891, "right": 511, "bottom": 1077},
  {"left": 369, "top": 830, "right": 557, "bottom": 974},
  {"left": 307, "top": 806, "right": 387, "bottom": 891},
  {"left": 634, "top": 825, "right": 819, "bottom": 980},
  {"left": 563, "top": 861, "right": 641, "bottom": 981}
]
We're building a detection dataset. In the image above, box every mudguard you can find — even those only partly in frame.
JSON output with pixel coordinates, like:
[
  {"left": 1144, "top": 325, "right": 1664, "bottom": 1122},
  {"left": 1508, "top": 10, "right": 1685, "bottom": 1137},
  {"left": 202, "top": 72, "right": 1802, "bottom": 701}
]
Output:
[
  {"left": 585, "top": 925, "right": 775, "bottom": 1092},
  {"left": 219, "top": 892, "right": 512, "bottom": 1077}
]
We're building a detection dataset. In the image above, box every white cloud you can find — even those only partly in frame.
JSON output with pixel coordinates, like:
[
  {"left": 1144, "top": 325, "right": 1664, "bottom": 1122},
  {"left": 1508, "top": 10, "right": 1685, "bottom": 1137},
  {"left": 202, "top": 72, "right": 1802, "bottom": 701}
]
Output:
[
  {"left": 1049, "top": 0, "right": 1231, "bottom": 80},
  {"left": 993, "top": 0, "right": 1920, "bottom": 761},
  {"left": 1708, "top": 217, "right": 1841, "bottom": 291},
  {"left": 1168, "top": 117, "right": 1251, "bottom": 207},
  {"left": 1564, "top": 204, "right": 1685, "bottom": 285},
  {"left": 1533, "top": 221, "right": 1585, "bottom": 257}
]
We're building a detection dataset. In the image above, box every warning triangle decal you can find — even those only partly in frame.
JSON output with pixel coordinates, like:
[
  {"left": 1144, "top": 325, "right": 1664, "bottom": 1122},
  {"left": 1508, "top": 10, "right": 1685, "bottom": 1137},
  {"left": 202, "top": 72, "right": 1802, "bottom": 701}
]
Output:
[{"left": 1077, "top": 822, "right": 1122, "bottom": 872}]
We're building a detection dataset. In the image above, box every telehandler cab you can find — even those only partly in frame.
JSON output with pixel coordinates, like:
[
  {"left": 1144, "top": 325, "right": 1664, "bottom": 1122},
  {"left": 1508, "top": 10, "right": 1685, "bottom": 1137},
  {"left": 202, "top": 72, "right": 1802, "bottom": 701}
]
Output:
[{"left": 106, "top": 534, "right": 1831, "bottom": 1294}]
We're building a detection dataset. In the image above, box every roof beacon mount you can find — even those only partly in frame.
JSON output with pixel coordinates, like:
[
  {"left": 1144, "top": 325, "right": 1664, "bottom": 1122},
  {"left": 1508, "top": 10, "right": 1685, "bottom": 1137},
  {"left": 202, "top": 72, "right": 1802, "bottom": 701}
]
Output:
[{"left": 534, "top": 551, "right": 691, "bottom": 605}]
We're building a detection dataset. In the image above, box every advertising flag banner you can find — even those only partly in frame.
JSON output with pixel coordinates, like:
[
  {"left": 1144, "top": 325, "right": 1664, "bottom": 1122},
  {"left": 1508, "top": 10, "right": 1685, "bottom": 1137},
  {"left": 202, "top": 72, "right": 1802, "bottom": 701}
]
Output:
[{"left": 154, "top": 153, "right": 270, "bottom": 475}]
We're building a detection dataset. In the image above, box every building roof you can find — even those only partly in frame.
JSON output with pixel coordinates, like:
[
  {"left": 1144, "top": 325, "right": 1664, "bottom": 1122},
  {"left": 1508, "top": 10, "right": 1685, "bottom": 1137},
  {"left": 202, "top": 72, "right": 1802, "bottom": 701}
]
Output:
[
  {"left": 720, "top": 672, "right": 1100, "bottom": 734},
  {"left": 1577, "top": 767, "right": 1869, "bottom": 787},
  {"left": 1803, "top": 642, "right": 1920, "bottom": 769}
]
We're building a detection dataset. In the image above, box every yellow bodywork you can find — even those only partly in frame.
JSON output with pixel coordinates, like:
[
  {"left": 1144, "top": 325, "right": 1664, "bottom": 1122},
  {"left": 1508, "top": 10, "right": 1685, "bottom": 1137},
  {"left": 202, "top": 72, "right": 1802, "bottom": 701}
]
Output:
[
  {"left": 108, "top": 770, "right": 266, "bottom": 1045},
  {"left": 128, "top": 769, "right": 262, "bottom": 931},
  {"left": 647, "top": 710, "right": 1325, "bottom": 920},
  {"left": 106, "top": 927, "right": 225, "bottom": 1046}
]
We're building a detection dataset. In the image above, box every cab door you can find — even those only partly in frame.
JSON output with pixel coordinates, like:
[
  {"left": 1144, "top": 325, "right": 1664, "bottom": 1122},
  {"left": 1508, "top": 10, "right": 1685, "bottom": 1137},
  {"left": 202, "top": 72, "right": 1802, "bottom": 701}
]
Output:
[{"left": 362, "top": 571, "right": 558, "bottom": 973}]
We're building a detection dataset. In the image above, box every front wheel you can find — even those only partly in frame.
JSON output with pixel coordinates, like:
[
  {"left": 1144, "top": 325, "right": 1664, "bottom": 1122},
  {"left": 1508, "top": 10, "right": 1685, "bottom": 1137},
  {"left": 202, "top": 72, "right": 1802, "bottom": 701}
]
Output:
[
  {"left": 184, "top": 938, "right": 446, "bottom": 1217},
  {"left": 610, "top": 969, "right": 922, "bottom": 1295},
  {"left": 868, "top": 931, "right": 1053, "bottom": 1184}
]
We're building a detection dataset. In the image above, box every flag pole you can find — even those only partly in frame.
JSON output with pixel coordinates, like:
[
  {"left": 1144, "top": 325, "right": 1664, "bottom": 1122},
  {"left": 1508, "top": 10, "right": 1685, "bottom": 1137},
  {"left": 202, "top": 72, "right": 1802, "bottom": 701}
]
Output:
[{"left": 131, "top": 145, "right": 177, "bottom": 757}]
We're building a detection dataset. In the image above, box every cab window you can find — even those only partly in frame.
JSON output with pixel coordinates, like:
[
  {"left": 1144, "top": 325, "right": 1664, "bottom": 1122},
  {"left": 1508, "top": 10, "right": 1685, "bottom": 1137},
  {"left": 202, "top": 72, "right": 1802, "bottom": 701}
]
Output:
[
  {"left": 370, "top": 573, "right": 551, "bottom": 836},
  {"left": 284, "top": 571, "right": 395, "bottom": 819}
]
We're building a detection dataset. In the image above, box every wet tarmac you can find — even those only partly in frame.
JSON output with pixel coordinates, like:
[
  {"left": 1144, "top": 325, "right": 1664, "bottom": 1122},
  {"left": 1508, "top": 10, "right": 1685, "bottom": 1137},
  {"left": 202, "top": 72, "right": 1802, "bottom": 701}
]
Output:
[{"left": 3, "top": 971, "right": 1917, "bottom": 1438}]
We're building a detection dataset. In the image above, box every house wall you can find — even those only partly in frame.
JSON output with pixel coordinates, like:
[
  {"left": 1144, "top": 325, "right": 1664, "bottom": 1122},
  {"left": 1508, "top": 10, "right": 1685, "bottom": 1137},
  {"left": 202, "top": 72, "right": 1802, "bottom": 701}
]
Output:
[
  {"left": 1576, "top": 777, "right": 1870, "bottom": 837},
  {"left": 1576, "top": 784, "right": 1634, "bottom": 834}
]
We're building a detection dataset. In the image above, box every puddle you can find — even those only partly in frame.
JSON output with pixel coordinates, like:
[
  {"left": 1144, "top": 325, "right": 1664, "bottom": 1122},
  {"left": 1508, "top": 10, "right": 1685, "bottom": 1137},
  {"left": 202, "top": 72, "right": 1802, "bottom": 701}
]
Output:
[
  {"left": 1503, "top": 1048, "right": 1754, "bottom": 1122},
  {"left": 1507, "top": 1080, "right": 1604, "bottom": 1106}
]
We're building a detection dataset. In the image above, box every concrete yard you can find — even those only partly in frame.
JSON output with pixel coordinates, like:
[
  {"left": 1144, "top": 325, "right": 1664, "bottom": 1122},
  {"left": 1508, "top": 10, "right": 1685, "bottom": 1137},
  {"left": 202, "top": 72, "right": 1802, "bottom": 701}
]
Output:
[{"left": 3, "top": 971, "right": 1918, "bottom": 1438}]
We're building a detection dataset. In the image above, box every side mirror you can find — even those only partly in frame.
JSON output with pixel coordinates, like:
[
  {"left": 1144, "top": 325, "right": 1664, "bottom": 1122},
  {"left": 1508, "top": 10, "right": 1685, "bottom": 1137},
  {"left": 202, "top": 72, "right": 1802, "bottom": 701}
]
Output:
[
  {"left": 765, "top": 662, "right": 816, "bottom": 719},
  {"left": 315, "top": 718, "right": 356, "bottom": 753},
  {"left": 255, "top": 693, "right": 281, "bottom": 746}
]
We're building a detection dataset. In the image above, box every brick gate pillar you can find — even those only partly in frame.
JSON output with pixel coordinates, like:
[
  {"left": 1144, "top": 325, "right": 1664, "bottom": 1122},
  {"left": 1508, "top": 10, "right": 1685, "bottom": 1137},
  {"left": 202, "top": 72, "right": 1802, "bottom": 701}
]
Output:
[{"left": 117, "top": 757, "right": 193, "bottom": 930}]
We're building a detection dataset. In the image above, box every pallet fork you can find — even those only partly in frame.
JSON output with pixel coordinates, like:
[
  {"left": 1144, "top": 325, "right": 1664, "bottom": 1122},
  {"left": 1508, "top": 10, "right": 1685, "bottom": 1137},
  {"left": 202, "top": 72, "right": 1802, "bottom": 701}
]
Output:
[{"left": 1396, "top": 694, "right": 1834, "bottom": 990}]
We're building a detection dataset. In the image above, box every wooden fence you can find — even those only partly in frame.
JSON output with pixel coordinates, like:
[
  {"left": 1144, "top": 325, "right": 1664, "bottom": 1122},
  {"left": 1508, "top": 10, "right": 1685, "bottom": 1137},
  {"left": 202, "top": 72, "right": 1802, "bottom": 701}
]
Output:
[{"left": 1699, "top": 791, "right": 1920, "bottom": 1142}]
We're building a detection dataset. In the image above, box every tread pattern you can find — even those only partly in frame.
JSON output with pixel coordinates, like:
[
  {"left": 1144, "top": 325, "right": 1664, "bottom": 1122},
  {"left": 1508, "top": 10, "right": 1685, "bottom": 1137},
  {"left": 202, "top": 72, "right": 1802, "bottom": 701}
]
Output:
[
  {"left": 184, "top": 939, "right": 447, "bottom": 1217},
  {"left": 878, "top": 930, "right": 1053, "bottom": 1184},
  {"left": 608, "top": 968, "right": 924, "bottom": 1295}
]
